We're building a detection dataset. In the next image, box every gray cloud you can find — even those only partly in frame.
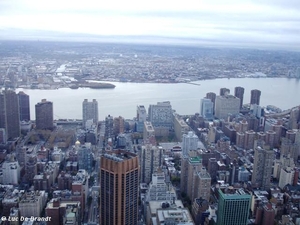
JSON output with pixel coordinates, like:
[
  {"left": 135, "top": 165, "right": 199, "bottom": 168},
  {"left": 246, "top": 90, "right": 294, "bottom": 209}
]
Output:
[{"left": 0, "top": 0, "right": 300, "bottom": 50}]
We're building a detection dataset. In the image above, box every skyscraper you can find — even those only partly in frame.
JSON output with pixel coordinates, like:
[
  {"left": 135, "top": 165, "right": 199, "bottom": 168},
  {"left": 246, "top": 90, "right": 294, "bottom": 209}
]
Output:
[
  {"left": 82, "top": 99, "right": 98, "bottom": 128},
  {"left": 35, "top": 99, "right": 53, "bottom": 130},
  {"left": 252, "top": 145, "right": 274, "bottom": 190},
  {"left": 137, "top": 105, "right": 147, "bottom": 122},
  {"left": 113, "top": 116, "right": 125, "bottom": 135},
  {"left": 216, "top": 188, "right": 251, "bottom": 225},
  {"left": 0, "top": 92, "right": 6, "bottom": 132},
  {"left": 136, "top": 105, "right": 147, "bottom": 132},
  {"left": 195, "top": 167, "right": 211, "bottom": 201},
  {"left": 77, "top": 143, "right": 94, "bottom": 173},
  {"left": 180, "top": 154, "right": 202, "bottom": 198},
  {"left": 140, "top": 144, "right": 162, "bottom": 183},
  {"left": 250, "top": 89, "right": 261, "bottom": 105},
  {"left": 100, "top": 150, "right": 139, "bottom": 225},
  {"left": 182, "top": 131, "right": 199, "bottom": 157},
  {"left": 143, "top": 121, "right": 156, "bottom": 145},
  {"left": 288, "top": 106, "right": 300, "bottom": 129},
  {"left": 105, "top": 115, "right": 114, "bottom": 140},
  {"left": 206, "top": 92, "right": 216, "bottom": 104},
  {"left": 148, "top": 101, "right": 173, "bottom": 128},
  {"left": 214, "top": 95, "right": 240, "bottom": 119},
  {"left": 200, "top": 98, "right": 214, "bottom": 119},
  {"left": 18, "top": 91, "right": 30, "bottom": 121},
  {"left": 0, "top": 90, "right": 21, "bottom": 140},
  {"left": 220, "top": 88, "right": 230, "bottom": 96},
  {"left": 206, "top": 92, "right": 216, "bottom": 111},
  {"left": 234, "top": 86, "right": 244, "bottom": 109}
]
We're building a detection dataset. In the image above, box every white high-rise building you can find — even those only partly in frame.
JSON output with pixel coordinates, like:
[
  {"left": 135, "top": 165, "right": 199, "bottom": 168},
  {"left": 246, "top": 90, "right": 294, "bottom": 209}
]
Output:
[
  {"left": 140, "top": 144, "right": 163, "bottom": 183},
  {"left": 146, "top": 169, "right": 177, "bottom": 201},
  {"left": 137, "top": 105, "right": 147, "bottom": 122},
  {"left": 82, "top": 99, "right": 98, "bottom": 128},
  {"left": 279, "top": 167, "right": 295, "bottom": 189},
  {"left": 182, "top": 131, "right": 199, "bottom": 157},
  {"left": 0, "top": 154, "right": 20, "bottom": 185},
  {"left": 214, "top": 95, "right": 240, "bottom": 119},
  {"left": 136, "top": 105, "right": 147, "bottom": 132},
  {"left": 148, "top": 101, "right": 173, "bottom": 128},
  {"left": 143, "top": 121, "right": 156, "bottom": 145},
  {"left": 200, "top": 98, "right": 214, "bottom": 119}
]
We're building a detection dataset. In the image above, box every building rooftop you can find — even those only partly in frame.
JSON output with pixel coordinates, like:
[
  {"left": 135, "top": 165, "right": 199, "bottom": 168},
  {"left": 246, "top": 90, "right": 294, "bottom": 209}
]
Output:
[
  {"left": 198, "top": 169, "right": 211, "bottom": 179},
  {"left": 148, "top": 200, "right": 184, "bottom": 216},
  {"left": 156, "top": 207, "right": 194, "bottom": 225},
  {"left": 46, "top": 199, "right": 81, "bottom": 209},
  {"left": 219, "top": 187, "right": 251, "bottom": 199},
  {"left": 103, "top": 150, "right": 137, "bottom": 162}
]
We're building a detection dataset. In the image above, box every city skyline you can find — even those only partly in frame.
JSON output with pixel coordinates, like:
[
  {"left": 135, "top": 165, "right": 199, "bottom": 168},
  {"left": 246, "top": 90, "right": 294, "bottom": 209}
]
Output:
[
  {"left": 1, "top": 83, "right": 300, "bottom": 224},
  {"left": 1, "top": 0, "right": 300, "bottom": 50}
]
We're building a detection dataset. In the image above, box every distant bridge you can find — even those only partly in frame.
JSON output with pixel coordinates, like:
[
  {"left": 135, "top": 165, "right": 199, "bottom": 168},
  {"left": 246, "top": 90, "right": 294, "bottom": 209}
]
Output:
[
  {"left": 55, "top": 119, "right": 82, "bottom": 125},
  {"left": 265, "top": 105, "right": 300, "bottom": 118}
]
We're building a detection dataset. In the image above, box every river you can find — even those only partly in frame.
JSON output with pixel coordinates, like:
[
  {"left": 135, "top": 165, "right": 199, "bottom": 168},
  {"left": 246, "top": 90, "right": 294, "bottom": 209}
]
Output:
[{"left": 17, "top": 78, "right": 300, "bottom": 120}]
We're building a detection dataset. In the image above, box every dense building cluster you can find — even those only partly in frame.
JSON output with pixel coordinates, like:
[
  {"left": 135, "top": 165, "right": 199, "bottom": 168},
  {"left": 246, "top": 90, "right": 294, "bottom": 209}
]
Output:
[
  {"left": 1, "top": 41, "right": 300, "bottom": 224},
  {"left": 0, "top": 84, "right": 299, "bottom": 225}
]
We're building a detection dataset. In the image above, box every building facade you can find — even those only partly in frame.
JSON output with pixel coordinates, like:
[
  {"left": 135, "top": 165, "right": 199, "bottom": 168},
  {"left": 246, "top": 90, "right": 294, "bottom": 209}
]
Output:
[
  {"left": 252, "top": 146, "right": 274, "bottom": 190},
  {"left": 1, "top": 154, "right": 20, "bottom": 185},
  {"left": 18, "top": 91, "right": 30, "bottom": 121},
  {"left": 234, "top": 86, "right": 244, "bottom": 109},
  {"left": 250, "top": 89, "right": 261, "bottom": 105},
  {"left": 148, "top": 101, "right": 173, "bottom": 128},
  {"left": 100, "top": 150, "right": 139, "bottom": 225},
  {"left": 220, "top": 88, "right": 230, "bottom": 96},
  {"left": 82, "top": 99, "right": 98, "bottom": 128},
  {"left": 174, "top": 115, "right": 190, "bottom": 142},
  {"left": 216, "top": 188, "right": 251, "bottom": 225},
  {"left": 19, "top": 190, "right": 47, "bottom": 218},
  {"left": 35, "top": 99, "right": 53, "bottom": 130},
  {"left": 0, "top": 90, "right": 21, "bottom": 139},
  {"left": 77, "top": 143, "right": 94, "bottom": 173},
  {"left": 143, "top": 121, "right": 156, "bottom": 145},
  {"left": 136, "top": 105, "right": 147, "bottom": 132},
  {"left": 200, "top": 98, "right": 214, "bottom": 120},
  {"left": 182, "top": 131, "right": 199, "bottom": 157},
  {"left": 214, "top": 95, "right": 240, "bottom": 120},
  {"left": 140, "top": 144, "right": 163, "bottom": 183}
]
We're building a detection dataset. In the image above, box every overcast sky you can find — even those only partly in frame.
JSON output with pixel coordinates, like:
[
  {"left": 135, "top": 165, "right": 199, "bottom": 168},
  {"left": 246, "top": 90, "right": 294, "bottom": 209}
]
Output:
[{"left": 0, "top": 0, "right": 300, "bottom": 49}]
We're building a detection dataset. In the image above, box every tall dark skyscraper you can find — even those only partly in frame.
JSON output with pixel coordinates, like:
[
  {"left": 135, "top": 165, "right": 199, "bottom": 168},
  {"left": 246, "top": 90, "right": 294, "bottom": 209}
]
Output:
[
  {"left": 0, "top": 90, "right": 20, "bottom": 140},
  {"left": 250, "top": 89, "right": 261, "bottom": 105},
  {"left": 234, "top": 86, "right": 244, "bottom": 109},
  {"left": 18, "top": 91, "right": 30, "bottom": 121},
  {"left": 206, "top": 92, "right": 216, "bottom": 111},
  {"left": 220, "top": 87, "right": 230, "bottom": 96},
  {"left": 35, "top": 99, "right": 53, "bottom": 130},
  {"left": 0, "top": 92, "right": 6, "bottom": 132},
  {"left": 100, "top": 150, "right": 139, "bottom": 225}
]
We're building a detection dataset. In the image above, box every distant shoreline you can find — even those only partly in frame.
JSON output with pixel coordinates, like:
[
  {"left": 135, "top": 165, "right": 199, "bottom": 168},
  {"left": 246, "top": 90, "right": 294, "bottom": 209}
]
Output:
[{"left": 8, "top": 76, "right": 298, "bottom": 91}]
